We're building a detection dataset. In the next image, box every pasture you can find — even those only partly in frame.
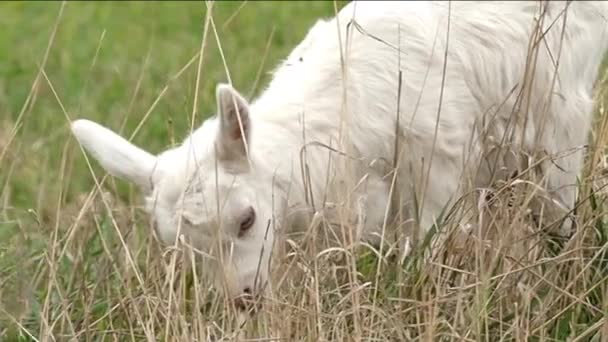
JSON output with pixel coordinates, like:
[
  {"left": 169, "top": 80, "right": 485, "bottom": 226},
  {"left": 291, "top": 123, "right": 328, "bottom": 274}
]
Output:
[{"left": 1, "top": 1, "right": 607, "bottom": 341}]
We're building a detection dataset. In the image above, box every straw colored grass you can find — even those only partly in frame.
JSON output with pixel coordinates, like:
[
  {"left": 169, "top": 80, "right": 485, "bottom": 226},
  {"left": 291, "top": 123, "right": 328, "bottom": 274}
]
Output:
[{"left": 1, "top": 1, "right": 607, "bottom": 341}]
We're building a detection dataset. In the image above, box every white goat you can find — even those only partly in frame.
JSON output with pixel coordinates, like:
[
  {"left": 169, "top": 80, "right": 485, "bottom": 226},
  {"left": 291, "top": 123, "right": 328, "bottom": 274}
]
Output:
[{"left": 71, "top": 1, "right": 608, "bottom": 307}]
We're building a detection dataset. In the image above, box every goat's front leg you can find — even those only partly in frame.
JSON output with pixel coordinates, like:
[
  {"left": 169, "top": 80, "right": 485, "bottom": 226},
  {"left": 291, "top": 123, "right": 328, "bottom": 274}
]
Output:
[
  {"left": 351, "top": 173, "right": 394, "bottom": 247},
  {"left": 313, "top": 172, "right": 393, "bottom": 248}
]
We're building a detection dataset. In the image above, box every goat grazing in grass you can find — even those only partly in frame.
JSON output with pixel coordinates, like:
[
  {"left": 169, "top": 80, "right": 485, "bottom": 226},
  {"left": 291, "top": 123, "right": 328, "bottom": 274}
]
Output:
[{"left": 71, "top": 1, "right": 608, "bottom": 310}]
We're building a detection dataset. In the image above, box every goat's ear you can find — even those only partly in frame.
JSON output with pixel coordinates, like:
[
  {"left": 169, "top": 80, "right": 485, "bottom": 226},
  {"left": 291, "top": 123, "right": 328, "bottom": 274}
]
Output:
[
  {"left": 215, "top": 84, "right": 251, "bottom": 162},
  {"left": 71, "top": 119, "right": 158, "bottom": 192}
]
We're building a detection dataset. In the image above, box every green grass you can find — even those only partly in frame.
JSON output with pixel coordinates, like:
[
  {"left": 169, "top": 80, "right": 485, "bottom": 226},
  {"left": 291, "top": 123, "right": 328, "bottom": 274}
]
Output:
[
  {"left": 1, "top": 1, "right": 607, "bottom": 341},
  {"left": 0, "top": 1, "right": 342, "bottom": 339},
  {"left": 0, "top": 1, "right": 340, "bottom": 205}
]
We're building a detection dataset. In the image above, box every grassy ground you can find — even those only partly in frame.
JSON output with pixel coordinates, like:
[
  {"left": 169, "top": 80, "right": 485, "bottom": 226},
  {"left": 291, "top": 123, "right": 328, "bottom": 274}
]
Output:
[{"left": 1, "top": 1, "right": 607, "bottom": 341}]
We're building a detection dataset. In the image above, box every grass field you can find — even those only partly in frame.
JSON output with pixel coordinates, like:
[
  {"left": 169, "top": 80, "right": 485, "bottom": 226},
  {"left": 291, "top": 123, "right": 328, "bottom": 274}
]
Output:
[{"left": 1, "top": 1, "right": 607, "bottom": 341}]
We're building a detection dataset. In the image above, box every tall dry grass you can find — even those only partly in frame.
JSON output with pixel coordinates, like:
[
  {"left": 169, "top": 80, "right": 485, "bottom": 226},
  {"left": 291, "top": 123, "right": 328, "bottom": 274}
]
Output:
[{"left": 1, "top": 1, "right": 607, "bottom": 341}]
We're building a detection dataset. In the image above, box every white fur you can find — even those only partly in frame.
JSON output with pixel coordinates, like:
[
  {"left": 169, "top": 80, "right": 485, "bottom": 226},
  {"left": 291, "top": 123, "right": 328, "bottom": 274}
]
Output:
[{"left": 71, "top": 1, "right": 608, "bottom": 302}]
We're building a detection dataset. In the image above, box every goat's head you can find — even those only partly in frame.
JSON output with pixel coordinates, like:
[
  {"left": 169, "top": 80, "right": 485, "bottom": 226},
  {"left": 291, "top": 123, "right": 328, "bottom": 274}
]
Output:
[{"left": 71, "top": 84, "right": 281, "bottom": 309}]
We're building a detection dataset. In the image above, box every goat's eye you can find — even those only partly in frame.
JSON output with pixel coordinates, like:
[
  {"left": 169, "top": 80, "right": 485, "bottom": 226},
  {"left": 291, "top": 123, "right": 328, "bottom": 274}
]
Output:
[{"left": 238, "top": 207, "right": 255, "bottom": 238}]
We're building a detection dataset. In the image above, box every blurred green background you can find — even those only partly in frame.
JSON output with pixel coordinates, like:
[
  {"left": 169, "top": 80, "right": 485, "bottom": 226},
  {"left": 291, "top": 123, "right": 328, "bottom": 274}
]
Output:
[
  {"left": 0, "top": 1, "right": 345, "bottom": 210},
  {"left": 0, "top": 2, "right": 346, "bottom": 334},
  {"left": 1, "top": 2, "right": 607, "bottom": 340}
]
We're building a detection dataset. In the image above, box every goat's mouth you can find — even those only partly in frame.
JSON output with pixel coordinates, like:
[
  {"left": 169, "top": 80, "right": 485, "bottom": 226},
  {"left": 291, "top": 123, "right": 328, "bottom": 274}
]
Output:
[{"left": 233, "top": 294, "right": 263, "bottom": 315}]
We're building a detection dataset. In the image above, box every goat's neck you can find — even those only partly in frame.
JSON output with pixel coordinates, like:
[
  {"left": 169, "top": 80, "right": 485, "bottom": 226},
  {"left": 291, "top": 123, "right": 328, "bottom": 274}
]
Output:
[{"left": 249, "top": 92, "right": 356, "bottom": 232}]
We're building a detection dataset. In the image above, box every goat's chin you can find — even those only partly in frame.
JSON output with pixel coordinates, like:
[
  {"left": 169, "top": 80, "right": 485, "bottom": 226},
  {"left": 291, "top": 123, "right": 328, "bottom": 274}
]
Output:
[{"left": 233, "top": 294, "right": 264, "bottom": 316}]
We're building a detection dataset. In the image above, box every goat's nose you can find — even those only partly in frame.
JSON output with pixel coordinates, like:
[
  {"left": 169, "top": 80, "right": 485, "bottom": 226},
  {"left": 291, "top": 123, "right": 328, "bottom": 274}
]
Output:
[
  {"left": 233, "top": 287, "right": 260, "bottom": 312},
  {"left": 234, "top": 287, "right": 253, "bottom": 310}
]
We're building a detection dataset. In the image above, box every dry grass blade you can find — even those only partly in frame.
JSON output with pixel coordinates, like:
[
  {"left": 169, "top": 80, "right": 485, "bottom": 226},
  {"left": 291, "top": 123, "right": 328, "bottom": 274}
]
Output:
[{"left": 1, "top": 1, "right": 607, "bottom": 341}]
